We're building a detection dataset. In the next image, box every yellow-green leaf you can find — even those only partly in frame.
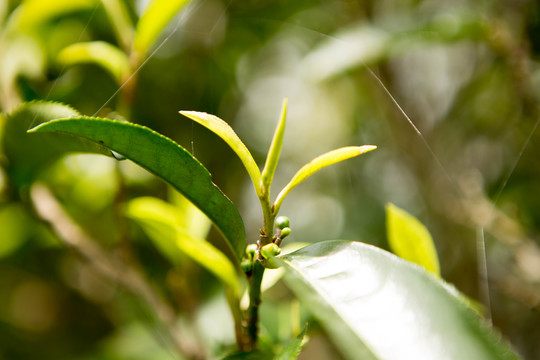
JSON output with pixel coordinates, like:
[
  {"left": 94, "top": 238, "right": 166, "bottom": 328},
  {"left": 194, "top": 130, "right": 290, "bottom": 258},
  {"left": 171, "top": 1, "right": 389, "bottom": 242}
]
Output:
[
  {"left": 133, "top": 0, "right": 191, "bottom": 56},
  {"left": 385, "top": 203, "right": 440, "bottom": 276},
  {"left": 274, "top": 145, "right": 376, "bottom": 213},
  {"left": 261, "top": 98, "right": 287, "bottom": 191},
  {"left": 6, "top": 0, "right": 96, "bottom": 33},
  {"left": 180, "top": 111, "right": 263, "bottom": 197},
  {"left": 58, "top": 41, "right": 129, "bottom": 83},
  {"left": 127, "top": 197, "right": 241, "bottom": 295}
]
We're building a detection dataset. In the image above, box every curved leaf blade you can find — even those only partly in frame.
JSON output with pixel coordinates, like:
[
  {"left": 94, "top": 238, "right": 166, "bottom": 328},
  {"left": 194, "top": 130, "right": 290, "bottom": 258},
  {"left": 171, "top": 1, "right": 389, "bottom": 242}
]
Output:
[
  {"left": 274, "top": 146, "right": 376, "bottom": 213},
  {"left": 180, "top": 111, "right": 263, "bottom": 197},
  {"left": 58, "top": 41, "right": 130, "bottom": 83},
  {"left": 28, "top": 117, "right": 246, "bottom": 261},
  {"left": 386, "top": 203, "right": 440, "bottom": 276},
  {"left": 133, "top": 0, "right": 191, "bottom": 56},
  {"left": 279, "top": 240, "right": 520, "bottom": 360},
  {"left": 126, "top": 197, "right": 241, "bottom": 294}
]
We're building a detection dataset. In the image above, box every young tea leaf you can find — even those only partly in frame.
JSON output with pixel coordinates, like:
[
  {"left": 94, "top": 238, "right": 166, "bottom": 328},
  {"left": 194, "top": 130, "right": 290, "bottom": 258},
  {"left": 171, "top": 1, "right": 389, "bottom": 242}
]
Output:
[
  {"left": 28, "top": 117, "right": 246, "bottom": 262},
  {"left": 274, "top": 146, "right": 376, "bottom": 214},
  {"left": 261, "top": 98, "right": 288, "bottom": 191},
  {"left": 278, "top": 240, "right": 520, "bottom": 360},
  {"left": 180, "top": 111, "right": 263, "bottom": 197},
  {"left": 58, "top": 41, "right": 130, "bottom": 83},
  {"left": 386, "top": 203, "right": 440, "bottom": 276}
]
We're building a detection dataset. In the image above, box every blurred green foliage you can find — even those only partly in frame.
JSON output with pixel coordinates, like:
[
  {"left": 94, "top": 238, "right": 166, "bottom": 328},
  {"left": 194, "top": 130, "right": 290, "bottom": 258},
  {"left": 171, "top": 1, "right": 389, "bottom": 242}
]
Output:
[{"left": 1, "top": 0, "right": 540, "bottom": 359}]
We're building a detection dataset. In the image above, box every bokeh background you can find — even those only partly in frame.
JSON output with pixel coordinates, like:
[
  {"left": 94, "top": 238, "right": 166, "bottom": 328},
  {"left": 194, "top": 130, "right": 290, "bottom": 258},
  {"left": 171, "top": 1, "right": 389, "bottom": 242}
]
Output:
[{"left": 1, "top": 0, "right": 540, "bottom": 359}]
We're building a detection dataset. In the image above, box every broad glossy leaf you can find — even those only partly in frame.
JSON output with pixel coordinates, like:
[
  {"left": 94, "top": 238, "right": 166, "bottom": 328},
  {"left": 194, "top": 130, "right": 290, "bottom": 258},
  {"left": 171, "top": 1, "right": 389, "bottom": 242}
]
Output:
[
  {"left": 58, "top": 41, "right": 129, "bottom": 83},
  {"left": 274, "top": 146, "right": 376, "bottom": 213},
  {"left": 126, "top": 197, "right": 240, "bottom": 294},
  {"left": 279, "top": 240, "right": 520, "bottom": 360},
  {"left": 180, "top": 111, "right": 263, "bottom": 197},
  {"left": 133, "top": 0, "right": 191, "bottom": 56},
  {"left": 3, "top": 101, "right": 110, "bottom": 186},
  {"left": 386, "top": 203, "right": 440, "bottom": 276},
  {"left": 261, "top": 98, "right": 287, "bottom": 190},
  {"left": 28, "top": 117, "right": 246, "bottom": 261}
]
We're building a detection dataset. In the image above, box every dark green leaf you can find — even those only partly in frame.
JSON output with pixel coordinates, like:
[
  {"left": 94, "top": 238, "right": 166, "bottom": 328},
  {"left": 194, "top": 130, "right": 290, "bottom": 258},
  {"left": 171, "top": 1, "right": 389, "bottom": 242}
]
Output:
[
  {"left": 279, "top": 240, "right": 520, "bottom": 360},
  {"left": 29, "top": 117, "right": 246, "bottom": 262}
]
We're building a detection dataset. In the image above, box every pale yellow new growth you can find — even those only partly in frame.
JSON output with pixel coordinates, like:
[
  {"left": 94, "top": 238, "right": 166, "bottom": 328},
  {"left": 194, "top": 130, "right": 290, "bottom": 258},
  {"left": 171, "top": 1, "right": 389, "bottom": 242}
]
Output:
[
  {"left": 180, "top": 111, "right": 263, "bottom": 197},
  {"left": 274, "top": 145, "right": 376, "bottom": 214}
]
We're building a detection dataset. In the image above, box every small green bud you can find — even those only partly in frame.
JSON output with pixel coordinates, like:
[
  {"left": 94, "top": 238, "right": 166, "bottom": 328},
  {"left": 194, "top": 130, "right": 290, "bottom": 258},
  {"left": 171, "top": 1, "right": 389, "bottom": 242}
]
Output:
[
  {"left": 246, "top": 244, "right": 257, "bottom": 257},
  {"left": 275, "top": 216, "right": 290, "bottom": 230},
  {"left": 260, "top": 243, "right": 281, "bottom": 269},
  {"left": 279, "top": 227, "right": 291, "bottom": 239},
  {"left": 260, "top": 243, "right": 281, "bottom": 259}
]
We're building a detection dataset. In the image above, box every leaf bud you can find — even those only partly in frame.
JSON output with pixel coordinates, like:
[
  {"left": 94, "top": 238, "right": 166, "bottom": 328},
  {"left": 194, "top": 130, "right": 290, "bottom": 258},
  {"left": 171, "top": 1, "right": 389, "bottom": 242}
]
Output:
[{"left": 275, "top": 216, "right": 290, "bottom": 230}]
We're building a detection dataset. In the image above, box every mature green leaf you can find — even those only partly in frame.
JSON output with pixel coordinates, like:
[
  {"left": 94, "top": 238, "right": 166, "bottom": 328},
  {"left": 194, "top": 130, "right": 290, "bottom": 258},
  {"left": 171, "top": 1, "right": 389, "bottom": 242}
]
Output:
[
  {"left": 279, "top": 240, "right": 520, "bottom": 360},
  {"left": 133, "top": 0, "right": 191, "bottom": 56},
  {"left": 180, "top": 111, "right": 263, "bottom": 197},
  {"left": 261, "top": 98, "right": 288, "bottom": 191},
  {"left": 275, "top": 327, "right": 309, "bottom": 360},
  {"left": 58, "top": 41, "right": 130, "bottom": 83},
  {"left": 126, "top": 197, "right": 241, "bottom": 294},
  {"left": 274, "top": 146, "right": 376, "bottom": 213},
  {"left": 28, "top": 117, "right": 246, "bottom": 261},
  {"left": 3, "top": 101, "right": 110, "bottom": 186},
  {"left": 386, "top": 203, "right": 441, "bottom": 276}
]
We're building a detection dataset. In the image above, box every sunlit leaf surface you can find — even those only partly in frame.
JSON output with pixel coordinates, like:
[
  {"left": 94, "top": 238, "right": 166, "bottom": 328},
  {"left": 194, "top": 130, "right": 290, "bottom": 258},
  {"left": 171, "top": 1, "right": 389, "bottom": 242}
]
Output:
[
  {"left": 180, "top": 111, "right": 262, "bottom": 196},
  {"left": 279, "top": 240, "right": 520, "bottom": 360},
  {"left": 29, "top": 117, "right": 246, "bottom": 261}
]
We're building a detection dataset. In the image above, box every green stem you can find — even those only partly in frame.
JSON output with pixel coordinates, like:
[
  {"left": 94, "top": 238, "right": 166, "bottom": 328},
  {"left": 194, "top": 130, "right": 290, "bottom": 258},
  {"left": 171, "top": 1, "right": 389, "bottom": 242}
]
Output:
[{"left": 245, "top": 259, "right": 265, "bottom": 350}]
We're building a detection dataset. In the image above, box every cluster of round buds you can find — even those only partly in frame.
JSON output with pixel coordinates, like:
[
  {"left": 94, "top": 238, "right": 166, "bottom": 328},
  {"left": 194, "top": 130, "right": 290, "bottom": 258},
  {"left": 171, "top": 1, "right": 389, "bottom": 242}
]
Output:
[{"left": 274, "top": 216, "right": 291, "bottom": 246}]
